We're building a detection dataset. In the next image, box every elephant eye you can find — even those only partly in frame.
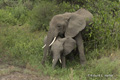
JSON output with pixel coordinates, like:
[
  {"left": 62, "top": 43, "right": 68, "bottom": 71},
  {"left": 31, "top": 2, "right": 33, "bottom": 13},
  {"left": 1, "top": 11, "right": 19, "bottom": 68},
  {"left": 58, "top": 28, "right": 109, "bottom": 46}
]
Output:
[{"left": 58, "top": 26, "right": 61, "bottom": 28}]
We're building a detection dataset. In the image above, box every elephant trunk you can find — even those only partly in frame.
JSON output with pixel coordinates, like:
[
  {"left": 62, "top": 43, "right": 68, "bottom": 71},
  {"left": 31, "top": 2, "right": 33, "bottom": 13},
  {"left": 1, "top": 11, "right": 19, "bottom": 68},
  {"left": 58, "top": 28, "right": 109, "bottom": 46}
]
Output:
[
  {"left": 52, "top": 58, "right": 58, "bottom": 68},
  {"left": 52, "top": 57, "right": 62, "bottom": 68},
  {"left": 52, "top": 51, "right": 62, "bottom": 68},
  {"left": 42, "top": 28, "right": 58, "bottom": 65}
]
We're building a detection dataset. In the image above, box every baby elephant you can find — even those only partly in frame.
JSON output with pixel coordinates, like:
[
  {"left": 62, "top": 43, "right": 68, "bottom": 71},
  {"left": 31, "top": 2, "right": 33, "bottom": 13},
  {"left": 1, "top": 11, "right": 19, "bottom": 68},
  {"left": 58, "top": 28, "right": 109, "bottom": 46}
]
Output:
[{"left": 51, "top": 37, "right": 76, "bottom": 68}]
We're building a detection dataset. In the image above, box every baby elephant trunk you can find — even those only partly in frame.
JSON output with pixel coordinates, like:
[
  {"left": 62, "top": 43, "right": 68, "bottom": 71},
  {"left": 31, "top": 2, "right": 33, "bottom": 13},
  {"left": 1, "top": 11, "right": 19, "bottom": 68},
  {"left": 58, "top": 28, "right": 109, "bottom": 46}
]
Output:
[
  {"left": 52, "top": 58, "right": 59, "bottom": 68},
  {"left": 52, "top": 55, "right": 62, "bottom": 68}
]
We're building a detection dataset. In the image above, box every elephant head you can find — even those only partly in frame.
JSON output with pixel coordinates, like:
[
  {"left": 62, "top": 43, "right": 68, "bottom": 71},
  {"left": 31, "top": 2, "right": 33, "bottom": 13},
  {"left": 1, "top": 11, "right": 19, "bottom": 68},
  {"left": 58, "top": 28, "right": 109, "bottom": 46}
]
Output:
[
  {"left": 42, "top": 8, "right": 93, "bottom": 65},
  {"left": 51, "top": 37, "right": 76, "bottom": 68}
]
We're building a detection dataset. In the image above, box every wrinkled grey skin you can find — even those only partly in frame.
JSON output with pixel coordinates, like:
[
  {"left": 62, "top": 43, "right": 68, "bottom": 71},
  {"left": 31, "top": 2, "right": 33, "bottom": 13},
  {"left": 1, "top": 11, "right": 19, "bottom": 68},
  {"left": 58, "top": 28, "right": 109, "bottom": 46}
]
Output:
[
  {"left": 43, "top": 36, "right": 51, "bottom": 56},
  {"left": 51, "top": 37, "right": 76, "bottom": 68},
  {"left": 43, "top": 36, "right": 76, "bottom": 68},
  {"left": 42, "top": 8, "right": 93, "bottom": 66}
]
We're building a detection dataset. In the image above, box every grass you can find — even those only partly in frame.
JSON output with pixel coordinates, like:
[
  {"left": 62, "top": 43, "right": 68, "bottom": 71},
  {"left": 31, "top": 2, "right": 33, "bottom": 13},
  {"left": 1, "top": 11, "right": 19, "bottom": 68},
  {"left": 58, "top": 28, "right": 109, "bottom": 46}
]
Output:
[{"left": 0, "top": 25, "right": 120, "bottom": 80}]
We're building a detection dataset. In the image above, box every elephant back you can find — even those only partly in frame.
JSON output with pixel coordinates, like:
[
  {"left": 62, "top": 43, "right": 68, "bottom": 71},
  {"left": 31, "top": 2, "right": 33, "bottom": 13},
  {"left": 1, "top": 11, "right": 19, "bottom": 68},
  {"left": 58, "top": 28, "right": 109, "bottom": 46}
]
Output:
[{"left": 74, "top": 8, "right": 93, "bottom": 25}]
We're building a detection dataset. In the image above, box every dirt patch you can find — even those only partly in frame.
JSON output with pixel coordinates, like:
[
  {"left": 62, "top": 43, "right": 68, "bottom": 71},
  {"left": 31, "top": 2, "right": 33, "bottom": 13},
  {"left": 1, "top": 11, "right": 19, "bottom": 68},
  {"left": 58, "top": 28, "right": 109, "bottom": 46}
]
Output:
[
  {"left": 0, "top": 64, "right": 50, "bottom": 80},
  {"left": 0, "top": 72, "right": 49, "bottom": 80}
]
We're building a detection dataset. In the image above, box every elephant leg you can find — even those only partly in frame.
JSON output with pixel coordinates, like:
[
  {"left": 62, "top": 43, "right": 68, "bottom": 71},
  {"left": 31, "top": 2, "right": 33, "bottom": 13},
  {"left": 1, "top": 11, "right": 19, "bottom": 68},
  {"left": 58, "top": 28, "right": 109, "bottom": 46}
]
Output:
[
  {"left": 42, "top": 47, "right": 51, "bottom": 66},
  {"left": 61, "top": 55, "right": 66, "bottom": 68},
  {"left": 41, "top": 47, "right": 48, "bottom": 66},
  {"left": 75, "top": 32, "right": 86, "bottom": 65},
  {"left": 41, "top": 54, "right": 46, "bottom": 66}
]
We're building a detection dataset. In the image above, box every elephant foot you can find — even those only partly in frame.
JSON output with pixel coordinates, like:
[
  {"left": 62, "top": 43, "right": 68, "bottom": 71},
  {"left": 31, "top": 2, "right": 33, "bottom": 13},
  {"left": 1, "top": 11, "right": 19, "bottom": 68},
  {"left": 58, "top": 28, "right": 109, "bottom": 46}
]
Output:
[
  {"left": 41, "top": 60, "right": 45, "bottom": 66},
  {"left": 52, "top": 66, "right": 55, "bottom": 69},
  {"left": 80, "top": 60, "right": 86, "bottom": 66},
  {"left": 61, "top": 56, "right": 66, "bottom": 68},
  {"left": 62, "top": 64, "right": 66, "bottom": 68}
]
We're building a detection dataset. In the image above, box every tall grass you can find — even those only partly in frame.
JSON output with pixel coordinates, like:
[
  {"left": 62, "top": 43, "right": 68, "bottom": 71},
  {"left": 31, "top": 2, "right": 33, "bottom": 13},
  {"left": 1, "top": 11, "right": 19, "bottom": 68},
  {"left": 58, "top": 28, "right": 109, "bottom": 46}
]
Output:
[
  {"left": 0, "top": 25, "right": 46, "bottom": 65},
  {"left": 0, "top": 26, "right": 120, "bottom": 80}
]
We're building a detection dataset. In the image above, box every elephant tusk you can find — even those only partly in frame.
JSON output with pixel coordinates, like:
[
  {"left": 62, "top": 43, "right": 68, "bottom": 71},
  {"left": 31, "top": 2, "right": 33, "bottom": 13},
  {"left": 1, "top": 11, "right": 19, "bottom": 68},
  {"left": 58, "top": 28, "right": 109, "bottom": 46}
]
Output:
[
  {"left": 52, "top": 59, "right": 54, "bottom": 63},
  {"left": 42, "top": 37, "right": 56, "bottom": 48},
  {"left": 49, "top": 37, "right": 56, "bottom": 46},
  {"left": 42, "top": 44, "right": 46, "bottom": 48},
  {"left": 59, "top": 59, "right": 62, "bottom": 63}
]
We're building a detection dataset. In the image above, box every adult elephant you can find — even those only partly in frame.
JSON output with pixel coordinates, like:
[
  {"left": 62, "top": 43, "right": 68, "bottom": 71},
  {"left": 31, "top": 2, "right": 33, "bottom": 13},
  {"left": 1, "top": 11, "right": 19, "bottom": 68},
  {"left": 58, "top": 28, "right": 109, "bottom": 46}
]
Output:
[{"left": 42, "top": 8, "right": 93, "bottom": 66}]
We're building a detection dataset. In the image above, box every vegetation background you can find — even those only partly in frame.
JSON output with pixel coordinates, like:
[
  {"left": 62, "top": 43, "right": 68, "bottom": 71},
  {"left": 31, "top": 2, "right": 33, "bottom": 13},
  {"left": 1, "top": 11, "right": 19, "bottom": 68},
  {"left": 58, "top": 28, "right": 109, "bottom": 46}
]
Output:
[{"left": 0, "top": 0, "right": 120, "bottom": 80}]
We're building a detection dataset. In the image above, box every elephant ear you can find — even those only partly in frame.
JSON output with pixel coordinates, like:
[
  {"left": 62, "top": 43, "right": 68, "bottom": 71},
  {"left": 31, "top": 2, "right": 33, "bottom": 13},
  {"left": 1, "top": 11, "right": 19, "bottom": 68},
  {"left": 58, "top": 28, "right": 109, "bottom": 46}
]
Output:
[
  {"left": 63, "top": 37, "right": 76, "bottom": 56},
  {"left": 65, "top": 14, "right": 86, "bottom": 37}
]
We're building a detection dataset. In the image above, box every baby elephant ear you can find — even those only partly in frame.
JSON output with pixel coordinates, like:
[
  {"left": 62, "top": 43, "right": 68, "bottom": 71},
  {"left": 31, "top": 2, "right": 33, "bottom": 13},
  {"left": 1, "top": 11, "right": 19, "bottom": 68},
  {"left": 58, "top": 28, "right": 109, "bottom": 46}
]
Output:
[
  {"left": 65, "top": 14, "right": 86, "bottom": 37},
  {"left": 63, "top": 37, "right": 76, "bottom": 56}
]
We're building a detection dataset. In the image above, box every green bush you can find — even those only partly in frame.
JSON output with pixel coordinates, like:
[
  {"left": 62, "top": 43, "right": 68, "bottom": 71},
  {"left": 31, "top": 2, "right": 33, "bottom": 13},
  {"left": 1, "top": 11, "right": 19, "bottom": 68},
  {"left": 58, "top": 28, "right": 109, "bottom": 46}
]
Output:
[
  {"left": 11, "top": 4, "right": 29, "bottom": 25},
  {"left": 0, "top": 6, "right": 29, "bottom": 26},
  {"left": 82, "top": 0, "right": 120, "bottom": 58},
  {"left": 30, "top": 1, "right": 58, "bottom": 31},
  {"left": 0, "top": 0, "right": 30, "bottom": 26},
  {"left": 0, "top": 9, "right": 17, "bottom": 25},
  {"left": 0, "top": 26, "right": 46, "bottom": 65},
  {"left": 30, "top": 1, "right": 80, "bottom": 31}
]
